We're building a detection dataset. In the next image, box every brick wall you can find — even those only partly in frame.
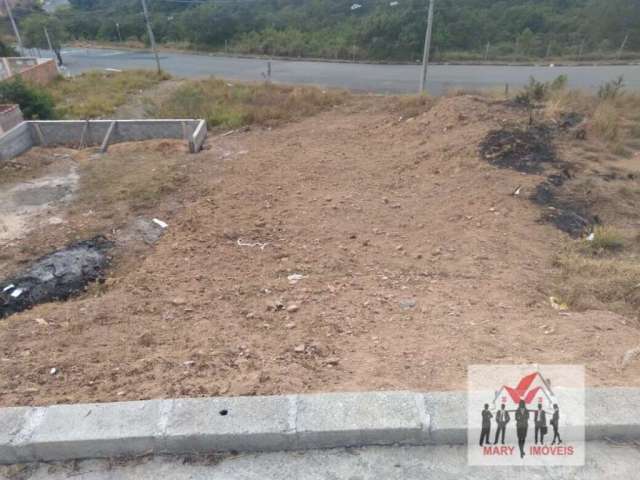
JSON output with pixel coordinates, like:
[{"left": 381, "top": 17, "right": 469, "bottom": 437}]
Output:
[{"left": 15, "top": 59, "right": 58, "bottom": 86}]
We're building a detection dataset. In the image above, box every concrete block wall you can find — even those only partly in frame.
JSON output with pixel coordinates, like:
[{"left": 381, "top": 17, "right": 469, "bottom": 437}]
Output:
[
  {"left": 0, "top": 105, "right": 24, "bottom": 134},
  {"left": 0, "top": 119, "right": 207, "bottom": 161},
  {"left": 0, "top": 122, "right": 34, "bottom": 160}
]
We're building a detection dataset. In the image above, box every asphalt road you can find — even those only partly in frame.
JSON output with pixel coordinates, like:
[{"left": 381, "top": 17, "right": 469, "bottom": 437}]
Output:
[
  {"left": 43, "top": 47, "right": 640, "bottom": 95},
  {"left": 13, "top": 442, "right": 640, "bottom": 479}
]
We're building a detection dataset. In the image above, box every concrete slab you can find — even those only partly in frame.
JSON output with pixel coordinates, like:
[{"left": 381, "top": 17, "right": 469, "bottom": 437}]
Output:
[
  {"left": 16, "top": 400, "right": 167, "bottom": 462},
  {"left": 0, "top": 407, "right": 30, "bottom": 464},
  {"left": 163, "top": 395, "right": 295, "bottom": 454},
  {"left": 295, "top": 391, "right": 428, "bottom": 449}
]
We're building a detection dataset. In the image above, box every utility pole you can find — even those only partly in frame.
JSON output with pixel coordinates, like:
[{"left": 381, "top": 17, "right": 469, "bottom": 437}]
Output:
[
  {"left": 3, "top": 0, "right": 23, "bottom": 55},
  {"left": 115, "top": 22, "right": 122, "bottom": 43},
  {"left": 43, "top": 26, "right": 62, "bottom": 66},
  {"left": 484, "top": 41, "right": 490, "bottom": 61},
  {"left": 43, "top": 27, "right": 53, "bottom": 52},
  {"left": 140, "top": 0, "right": 162, "bottom": 74},
  {"left": 617, "top": 34, "right": 629, "bottom": 59},
  {"left": 419, "top": 0, "right": 435, "bottom": 93}
]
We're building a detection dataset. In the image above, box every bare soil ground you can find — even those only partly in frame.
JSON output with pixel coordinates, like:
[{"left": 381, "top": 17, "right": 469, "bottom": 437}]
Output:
[{"left": 1, "top": 94, "right": 639, "bottom": 406}]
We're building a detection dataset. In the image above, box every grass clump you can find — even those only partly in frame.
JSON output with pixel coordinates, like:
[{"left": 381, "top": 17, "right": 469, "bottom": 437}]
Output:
[
  {"left": 47, "top": 70, "right": 169, "bottom": 119},
  {"left": 590, "top": 101, "right": 620, "bottom": 142},
  {"left": 553, "top": 251, "right": 640, "bottom": 317},
  {"left": 587, "top": 225, "right": 625, "bottom": 251},
  {"left": 147, "top": 78, "right": 347, "bottom": 129}
]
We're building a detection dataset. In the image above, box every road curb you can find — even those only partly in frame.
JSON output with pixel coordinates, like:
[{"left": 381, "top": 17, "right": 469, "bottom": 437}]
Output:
[{"left": 1, "top": 388, "right": 639, "bottom": 464}]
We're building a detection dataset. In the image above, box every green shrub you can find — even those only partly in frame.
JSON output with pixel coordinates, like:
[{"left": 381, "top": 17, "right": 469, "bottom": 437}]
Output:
[
  {"left": 515, "top": 75, "right": 567, "bottom": 106},
  {"left": 598, "top": 76, "right": 624, "bottom": 100},
  {"left": 0, "top": 78, "right": 56, "bottom": 119}
]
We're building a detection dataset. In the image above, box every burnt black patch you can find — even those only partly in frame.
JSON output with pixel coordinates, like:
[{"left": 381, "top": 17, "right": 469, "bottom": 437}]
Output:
[
  {"left": 480, "top": 125, "right": 556, "bottom": 173},
  {"left": 0, "top": 236, "right": 113, "bottom": 319},
  {"left": 531, "top": 175, "right": 596, "bottom": 237},
  {"left": 480, "top": 121, "right": 597, "bottom": 237}
]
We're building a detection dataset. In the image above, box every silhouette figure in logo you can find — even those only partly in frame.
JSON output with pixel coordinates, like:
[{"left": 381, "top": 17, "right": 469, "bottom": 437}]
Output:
[
  {"left": 551, "top": 403, "right": 562, "bottom": 444},
  {"left": 479, "top": 403, "right": 493, "bottom": 446},
  {"left": 534, "top": 403, "right": 547, "bottom": 444},
  {"left": 493, "top": 404, "right": 510, "bottom": 445},
  {"left": 515, "top": 399, "right": 530, "bottom": 458}
]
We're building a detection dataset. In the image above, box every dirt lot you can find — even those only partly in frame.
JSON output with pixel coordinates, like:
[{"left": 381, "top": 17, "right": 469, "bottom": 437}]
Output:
[{"left": 1, "top": 94, "right": 639, "bottom": 406}]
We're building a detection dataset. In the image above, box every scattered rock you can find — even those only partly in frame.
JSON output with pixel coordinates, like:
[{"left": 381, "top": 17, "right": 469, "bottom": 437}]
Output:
[
  {"left": 138, "top": 332, "right": 155, "bottom": 347},
  {"left": 287, "top": 304, "right": 299, "bottom": 313},
  {"left": 325, "top": 357, "right": 340, "bottom": 366},
  {"left": 267, "top": 299, "right": 284, "bottom": 311},
  {"left": 285, "top": 322, "right": 296, "bottom": 329},
  {"left": 622, "top": 347, "right": 640, "bottom": 370},
  {"left": 294, "top": 344, "right": 305, "bottom": 353},
  {"left": 171, "top": 297, "right": 187, "bottom": 306},
  {"left": 287, "top": 274, "right": 305, "bottom": 284},
  {"left": 399, "top": 299, "right": 417, "bottom": 309}
]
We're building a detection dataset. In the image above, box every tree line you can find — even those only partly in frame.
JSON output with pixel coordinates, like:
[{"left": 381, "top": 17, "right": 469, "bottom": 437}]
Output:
[{"left": 8, "top": 0, "right": 640, "bottom": 62}]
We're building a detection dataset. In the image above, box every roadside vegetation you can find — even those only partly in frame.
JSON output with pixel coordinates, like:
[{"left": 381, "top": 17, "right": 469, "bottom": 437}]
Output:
[
  {"left": 46, "top": 70, "right": 169, "bottom": 119},
  {"left": 516, "top": 76, "right": 640, "bottom": 320},
  {"left": 146, "top": 78, "right": 347, "bottom": 129},
  {"left": 8, "top": 0, "right": 640, "bottom": 63}
]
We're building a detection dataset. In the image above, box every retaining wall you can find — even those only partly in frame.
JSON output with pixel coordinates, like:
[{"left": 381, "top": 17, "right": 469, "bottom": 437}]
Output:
[
  {"left": 0, "top": 119, "right": 207, "bottom": 161},
  {"left": 0, "top": 105, "right": 24, "bottom": 134}
]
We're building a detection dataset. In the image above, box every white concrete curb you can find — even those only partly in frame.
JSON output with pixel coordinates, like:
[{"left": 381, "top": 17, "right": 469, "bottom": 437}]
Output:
[{"left": 0, "top": 389, "right": 639, "bottom": 464}]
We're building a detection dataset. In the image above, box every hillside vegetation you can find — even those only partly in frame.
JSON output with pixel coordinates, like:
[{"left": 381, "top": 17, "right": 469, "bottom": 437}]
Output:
[{"left": 12, "top": 0, "right": 640, "bottom": 62}]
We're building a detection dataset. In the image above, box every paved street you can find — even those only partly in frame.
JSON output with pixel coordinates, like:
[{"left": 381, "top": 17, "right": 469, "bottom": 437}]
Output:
[
  {"left": 5, "top": 442, "right": 639, "bottom": 479},
  {"left": 38, "top": 47, "right": 640, "bottom": 94}
]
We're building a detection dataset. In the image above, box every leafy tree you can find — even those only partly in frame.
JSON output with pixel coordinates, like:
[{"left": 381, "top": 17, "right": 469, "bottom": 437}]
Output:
[
  {"left": 21, "top": 14, "right": 69, "bottom": 65},
  {"left": 0, "top": 38, "right": 18, "bottom": 57},
  {"left": 32, "top": 0, "right": 640, "bottom": 62}
]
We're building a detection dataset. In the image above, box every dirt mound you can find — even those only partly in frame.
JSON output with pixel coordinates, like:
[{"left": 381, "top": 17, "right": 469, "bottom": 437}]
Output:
[
  {"left": 480, "top": 125, "right": 556, "bottom": 173},
  {"left": 0, "top": 236, "right": 113, "bottom": 319}
]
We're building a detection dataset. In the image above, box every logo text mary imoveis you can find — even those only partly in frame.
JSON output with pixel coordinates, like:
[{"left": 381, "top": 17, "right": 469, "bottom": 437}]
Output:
[{"left": 482, "top": 445, "right": 575, "bottom": 456}]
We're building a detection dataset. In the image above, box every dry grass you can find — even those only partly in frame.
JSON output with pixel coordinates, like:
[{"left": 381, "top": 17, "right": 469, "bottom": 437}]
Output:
[
  {"left": 72, "top": 141, "right": 188, "bottom": 215},
  {"left": 586, "top": 225, "right": 625, "bottom": 251},
  {"left": 590, "top": 100, "right": 621, "bottom": 142},
  {"left": 553, "top": 251, "right": 640, "bottom": 318},
  {"left": 146, "top": 78, "right": 348, "bottom": 129},
  {"left": 382, "top": 94, "right": 436, "bottom": 118},
  {"left": 544, "top": 89, "right": 596, "bottom": 119},
  {"left": 47, "top": 70, "right": 169, "bottom": 119}
]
